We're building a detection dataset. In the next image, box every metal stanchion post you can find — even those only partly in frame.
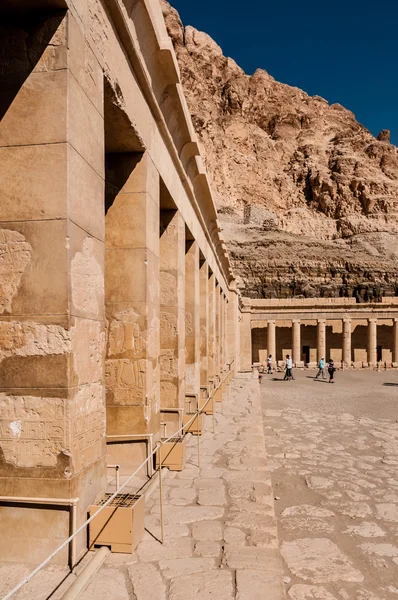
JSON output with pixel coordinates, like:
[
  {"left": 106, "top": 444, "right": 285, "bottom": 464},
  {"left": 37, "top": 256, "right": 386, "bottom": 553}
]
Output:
[
  {"left": 212, "top": 401, "right": 215, "bottom": 434},
  {"left": 158, "top": 446, "right": 164, "bottom": 544},
  {"left": 197, "top": 411, "right": 201, "bottom": 469}
]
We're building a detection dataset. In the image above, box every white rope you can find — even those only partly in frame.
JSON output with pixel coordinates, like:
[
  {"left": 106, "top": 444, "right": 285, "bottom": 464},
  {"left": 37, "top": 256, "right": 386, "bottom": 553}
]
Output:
[{"left": 2, "top": 408, "right": 202, "bottom": 600}]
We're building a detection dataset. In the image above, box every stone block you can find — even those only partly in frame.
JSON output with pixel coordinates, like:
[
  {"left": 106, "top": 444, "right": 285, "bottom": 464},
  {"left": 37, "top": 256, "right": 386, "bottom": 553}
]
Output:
[
  {"left": 67, "top": 13, "right": 104, "bottom": 117},
  {"left": 68, "top": 145, "right": 105, "bottom": 241},
  {"left": 105, "top": 192, "right": 159, "bottom": 256},
  {"left": 236, "top": 570, "right": 285, "bottom": 600},
  {"left": 168, "top": 570, "right": 234, "bottom": 600},
  {"left": 222, "top": 546, "right": 283, "bottom": 571},
  {"left": 105, "top": 248, "right": 158, "bottom": 304},
  {"left": 69, "top": 225, "right": 105, "bottom": 321},
  {"left": 0, "top": 70, "right": 67, "bottom": 147},
  {"left": 158, "top": 557, "right": 215, "bottom": 579},
  {"left": 68, "top": 70, "right": 104, "bottom": 178},
  {"left": 192, "top": 520, "right": 223, "bottom": 541},
  {"left": 0, "top": 144, "right": 67, "bottom": 222},
  {"left": 0, "top": 220, "right": 67, "bottom": 316}
]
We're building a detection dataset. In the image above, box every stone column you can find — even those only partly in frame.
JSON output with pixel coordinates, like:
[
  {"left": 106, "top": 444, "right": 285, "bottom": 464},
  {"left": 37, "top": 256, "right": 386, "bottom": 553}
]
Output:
[
  {"left": 159, "top": 210, "right": 185, "bottom": 410},
  {"left": 220, "top": 292, "right": 226, "bottom": 372},
  {"left": 0, "top": 13, "right": 106, "bottom": 564},
  {"left": 292, "top": 320, "right": 301, "bottom": 364},
  {"left": 267, "top": 320, "right": 276, "bottom": 361},
  {"left": 368, "top": 318, "right": 377, "bottom": 366},
  {"left": 342, "top": 319, "right": 352, "bottom": 367},
  {"left": 185, "top": 240, "right": 200, "bottom": 394},
  {"left": 393, "top": 319, "right": 398, "bottom": 365},
  {"left": 199, "top": 260, "right": 209, "bottom": 385},
  {"left": 317, "top": 319, "right": 326, "bottom": 362},
  {"left": 239, "top": 311, "right": 252, "bottom": 371},
  {"left": 214, "top": 282, "right": 221, "bottom": 379},
  {"left": 227, "top": 288, "right": 239, "bottom": 374},
  {"left": 105, "top": 153, "right": 160, "bottom": 439},
  {"left": 207, "top": 272, "right": 216, "bottom": 381}
]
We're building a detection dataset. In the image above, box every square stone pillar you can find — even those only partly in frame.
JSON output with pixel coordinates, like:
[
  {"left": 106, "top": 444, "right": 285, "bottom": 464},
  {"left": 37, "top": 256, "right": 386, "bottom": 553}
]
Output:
[
  {"left": 219, "top": 292, "right": 225, "bottom": 374},
  {"left": 207, "top": 272, "right": 216, "bottom": 381},
  {"left": 214, "top": 283, "right": 221, "bottom": 379},
  {"left": 342, "top": 319, "right": 352, "bottom": 367},
  {"left": 317, "top": 319, "right": 326, "bottom": 362},
  {"left": 227, "top": 289, "right": 239, "bottom": 374},
  {"left": 185, "top": 240, "right": 200, "bottom": 394},
  {"left": 368, "top": 318, "right": 377, "bottom": 366},
  {"left": 0, "top": 12, "right": 106, "bottom": 563},
  {"left": 199, "top": 260, "right": 209, "bottom": 385},
  {"left": 105, "top": 153, "right": 160, "bottom": 449},
  {"left": 292, "top": 319, "right": 301, "bottom": 364},
  {"left": 159, "top": 210, "right": 185, "bottom": 410},
  {"left": 240, "top": 311, "right": 252, "bottom": 371},
  {"left": 393, "top": 319, "right": 398, "bottom": 365},
  {"left": 267, "top": 321, "right": 276, "bottom": 362}
]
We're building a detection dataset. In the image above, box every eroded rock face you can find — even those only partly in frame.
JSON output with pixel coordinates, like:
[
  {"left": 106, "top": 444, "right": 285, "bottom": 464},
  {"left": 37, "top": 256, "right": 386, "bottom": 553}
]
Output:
[{"left": 162, "top": 2, "right": 398, "bottom": 299}]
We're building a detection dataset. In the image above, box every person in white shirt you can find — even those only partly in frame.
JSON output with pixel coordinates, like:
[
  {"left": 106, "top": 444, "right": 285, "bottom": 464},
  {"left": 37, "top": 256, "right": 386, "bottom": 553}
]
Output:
[
  {"left": 284, "top": 355, "right": 294, "bottom": 381},
  {"left": 285, "top": 354, "right": 294, "bottom": 381}
]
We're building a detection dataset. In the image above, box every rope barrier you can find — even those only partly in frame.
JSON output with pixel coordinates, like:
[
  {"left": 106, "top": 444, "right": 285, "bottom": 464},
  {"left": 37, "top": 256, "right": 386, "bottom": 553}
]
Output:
[{"left": 1, "top": 381, "right": 227, "bottom": 600}]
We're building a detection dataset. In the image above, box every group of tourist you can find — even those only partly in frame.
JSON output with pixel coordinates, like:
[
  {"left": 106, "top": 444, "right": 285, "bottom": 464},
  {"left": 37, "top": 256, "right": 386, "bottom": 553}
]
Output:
[{"left": 258, "top": 355, "right": 337, "bottom": 383}]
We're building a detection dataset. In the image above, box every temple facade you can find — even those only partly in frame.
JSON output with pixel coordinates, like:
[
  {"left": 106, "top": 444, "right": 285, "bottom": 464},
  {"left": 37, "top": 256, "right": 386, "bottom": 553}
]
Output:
[{"left": 240, "top": 297, "right": 398, "bottom": 370}]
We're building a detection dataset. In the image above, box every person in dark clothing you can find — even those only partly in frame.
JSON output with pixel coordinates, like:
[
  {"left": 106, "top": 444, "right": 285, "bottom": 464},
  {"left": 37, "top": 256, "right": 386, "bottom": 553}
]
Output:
[{"left": 328, "top": 359, "right": 336, "bottom": 383}]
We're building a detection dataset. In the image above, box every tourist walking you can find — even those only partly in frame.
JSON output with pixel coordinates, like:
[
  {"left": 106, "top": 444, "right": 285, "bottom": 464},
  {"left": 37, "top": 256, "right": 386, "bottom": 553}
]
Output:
[
  {"left": 267, "top": 354, "right": 273, "bottom": 374},
  {"left": 284, "top": 354, "right": 294, "bottom": 381},
  {"left": 315, "top": 357, "right": 326, "bottom": 379},
  {"left": 328, "top": 359, "right": 336, "bottom": 383}
]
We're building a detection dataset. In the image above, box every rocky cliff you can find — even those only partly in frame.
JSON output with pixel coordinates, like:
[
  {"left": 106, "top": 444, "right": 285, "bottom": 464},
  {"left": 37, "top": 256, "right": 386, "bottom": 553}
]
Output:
[{"left": 162, "top": 2, "right": 398, "bottom": 300}]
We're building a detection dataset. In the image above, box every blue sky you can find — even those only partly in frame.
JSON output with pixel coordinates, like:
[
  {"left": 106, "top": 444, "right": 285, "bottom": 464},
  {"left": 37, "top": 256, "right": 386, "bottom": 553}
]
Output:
[{"left": 170, "top": 0, "right": 397, "bottom": 146}]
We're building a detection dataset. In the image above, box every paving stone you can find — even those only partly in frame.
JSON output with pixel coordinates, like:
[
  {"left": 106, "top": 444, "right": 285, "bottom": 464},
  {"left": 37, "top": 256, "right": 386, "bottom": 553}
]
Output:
[
  {"left": 281, "top": 505, "right": 335, "bottom": 518},
  {"left": 168, "top": 487, "right": 197, "bottom": 505},
  {"left": 281, "top": 538, "right": 364, "bottom": 583},
  {"left": 158, "top": 557, "right": 215, "bottom": 579},
  {"left": 79, "top": 568, "right": 130, "bottom": 600},
  {"left": 192, "top": 520, "right": 223, "bottom": 541},
  {"left": 287, "top": 584, "right": 338, "bottom": 599},
  {"left": 196, "top": 479, "right": 227, "bottom": 506},
  {"left": 236, "top": 569, "right": 285, "bottom": 599},
  {"left": 128, "top": 563, "right": 166, "bottom": 600},
  {"left": 157, "top": 505, "right": 224, "bottom": 524},
  {"left": 135, "top": 537, "right": 193, "bottom": 562},
  {"left": 169, "top": 570, "right": 234, "bottom": 600},
  {"left": 194, "top": 541, "right": 222, "bottom": 558},
  {"left": 223, "top": 526, "right": 246, "bottom": 544},
  {"left": 226, "top": 510, "right": 277, "bottom": 531},
  {"left": 344, "top": 522, "right": 386, "bottom": 538},
  {"left": 222, "top": 545, "right": 283, "bottom": 571},
  {"left": 376, "top": 503, "right": 398, "bottom": 522}
]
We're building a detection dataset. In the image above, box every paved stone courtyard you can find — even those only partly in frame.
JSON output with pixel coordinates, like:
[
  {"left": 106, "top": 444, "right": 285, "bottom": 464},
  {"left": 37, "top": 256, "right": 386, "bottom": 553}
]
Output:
[
  {"left": 262, "top": 368, "right": 398, "bottom": 600},
  {"left": 0, "top": 373, "right": 285, "bottom": 599}
]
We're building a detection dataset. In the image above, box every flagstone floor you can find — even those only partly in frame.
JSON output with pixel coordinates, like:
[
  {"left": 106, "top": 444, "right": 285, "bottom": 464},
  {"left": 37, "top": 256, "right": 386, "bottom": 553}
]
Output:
[{"left": 262, "top": 368, "right": 398, "bottom": 600}]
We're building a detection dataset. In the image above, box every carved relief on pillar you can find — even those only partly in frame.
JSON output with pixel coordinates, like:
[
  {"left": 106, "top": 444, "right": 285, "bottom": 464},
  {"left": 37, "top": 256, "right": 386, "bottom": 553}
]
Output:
[
  {"left": 367, "top": 318, "right": 377, "bottom": 366},
  {"left": 317, "top": 319, "right": 326, "bottom": 362},
  {"left": 342, "top": 318, "right": 352, "bottom": 367},
  {"left": 267, "top": 320, "right": 276, "bottom": 360},
  {"left": 292, "top": 319, "right": 301, "bottom": 365}
]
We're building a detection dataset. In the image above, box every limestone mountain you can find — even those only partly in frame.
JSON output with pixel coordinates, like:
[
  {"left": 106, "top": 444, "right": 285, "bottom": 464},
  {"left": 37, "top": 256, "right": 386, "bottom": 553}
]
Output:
[{"left": 162, "top": 1, "right": 398, "bottom": 300}]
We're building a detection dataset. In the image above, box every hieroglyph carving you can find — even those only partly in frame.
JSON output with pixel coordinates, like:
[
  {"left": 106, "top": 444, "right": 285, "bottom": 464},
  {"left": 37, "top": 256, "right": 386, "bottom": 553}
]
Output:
[
  {"left": 0, "top": 229, "right": 32, "bottom": 314},
  {"left": 108, "top": 308, "right": 145, "bottom": 356},
  {"left": 71, "top": 237, "right": 104, "bottom": 315},
  {"left": 105, "top": 358, "right": 146, "bottom": 404},
  {"left": 0, "top": 395, "right": 66, "bottom": 468},
  {"left": 0, "top": 321, "right": 71, "bottom": 362}
]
